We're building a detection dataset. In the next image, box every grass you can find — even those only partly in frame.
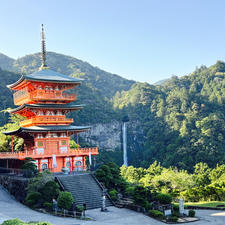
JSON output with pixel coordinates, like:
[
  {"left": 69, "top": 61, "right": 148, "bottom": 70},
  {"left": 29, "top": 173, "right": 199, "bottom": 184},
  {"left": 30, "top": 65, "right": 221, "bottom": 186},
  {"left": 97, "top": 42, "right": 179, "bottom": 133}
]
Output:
[
  {"left": 1, "top": 218, "right": 52, "bottom": 225},
  {"left": 184, "top": 201, "right": 225, "bottom": 208}
]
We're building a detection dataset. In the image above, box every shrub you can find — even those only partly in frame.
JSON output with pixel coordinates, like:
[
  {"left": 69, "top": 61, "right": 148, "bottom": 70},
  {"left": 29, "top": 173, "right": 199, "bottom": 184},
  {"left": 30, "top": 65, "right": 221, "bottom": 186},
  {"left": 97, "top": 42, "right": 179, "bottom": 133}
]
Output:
[
  {"left": 57, "top": 191, "right": 74, "bottom": 210},
  {"left": 155, "top": 193, "right": 172, "bottom": 204},
  {"left": 95, "top": 165, "right": 112, "bottom": 187},
  {"left": 25, "top": 191, "right": 42, "bottom": 207},
  {"left": 1, "top": 219, "right": 52, "bottom": 225},
  {"left": 132, "top": 186, "right": 148, "bottom": 207},
  {"left": 76, "top": 205, "right": 84, "bottom": 212},
  {"left": 95, "top": 163, "right": 126, "bottom": 192},
  {"left": 109, "top": 189, "right": 118, "bottom": 201},
  {"left": 27, "top": 170, "right": 54, "bottom": 194},
  {"left": 144, "top": 201, "right": 152, "bottom": 210},
  {"left": 148, "top": 210, "right": 165, "bottom": 219},
  {"left": 167, "top": 216, "right": 178, "bottom": 222},
  {"left": 40, "top": 180, "right": 60, "bottom": 202},
  {"left": 173, "top": 204, "right": 179, "bottom": 212},
  {"left": 188, "top": 209, "right": 196, "bottom": 217},
  {"left": 172, "top": 211, "right": 180, "bottom": 217},
  {"left": 1, "top": 219, "right": 23, "bottom": 225},
  {"left": 36, "top": 223, "right": 52, "bottom": 225},
  {"left": 43, "top": 202, "right": 53, "bottom": 211},
  {"left": 125, "top": 186, "right": 135, "bottom": 197}
]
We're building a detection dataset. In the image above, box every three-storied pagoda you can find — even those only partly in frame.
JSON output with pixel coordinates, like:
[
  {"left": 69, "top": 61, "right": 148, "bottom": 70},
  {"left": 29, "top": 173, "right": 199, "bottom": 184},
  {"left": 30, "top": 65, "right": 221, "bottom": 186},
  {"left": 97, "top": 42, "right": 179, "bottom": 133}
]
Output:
[{"left": 0, "top": 25, "right": 98, "bottom": 172}]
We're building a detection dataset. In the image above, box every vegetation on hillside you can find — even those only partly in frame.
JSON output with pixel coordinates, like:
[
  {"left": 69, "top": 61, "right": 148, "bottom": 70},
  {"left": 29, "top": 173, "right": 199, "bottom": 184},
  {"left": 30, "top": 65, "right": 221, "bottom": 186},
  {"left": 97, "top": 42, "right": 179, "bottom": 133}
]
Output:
[
  {"left": 0, "top": 52, "right": 135, "bottom": 99},
  {"left": 0, "top": 52, "right": 225, "bottom": 171},
  {"left": 113, "top": 61, "right": 225, "bottom": 170},
  {"left": 121, "top": 161, "right": 225, "bottom": 202},
  {"left": 1, "top": 219, "right": 51, "bottom": 225}
]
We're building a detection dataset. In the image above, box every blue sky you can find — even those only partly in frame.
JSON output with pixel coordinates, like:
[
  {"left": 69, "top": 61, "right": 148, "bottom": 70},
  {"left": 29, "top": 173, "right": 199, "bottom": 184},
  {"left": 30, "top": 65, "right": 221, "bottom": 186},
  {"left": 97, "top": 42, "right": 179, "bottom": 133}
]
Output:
[{"left": 0, "top": 0, "right": 225, "bottom": 83}]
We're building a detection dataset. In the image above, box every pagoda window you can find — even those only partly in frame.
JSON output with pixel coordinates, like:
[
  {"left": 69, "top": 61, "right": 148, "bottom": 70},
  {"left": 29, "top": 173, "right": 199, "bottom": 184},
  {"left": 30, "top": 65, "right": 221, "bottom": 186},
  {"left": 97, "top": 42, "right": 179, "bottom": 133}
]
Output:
[
  {"left": 37, "top": 111, "right": 44, "bottom": 116},
  {"left": 60, "top": 133, "right": 67, "bottom": 137},
  {"left": 66, "top": 162, "right": 71, "bottom": 168},
  {"left": 75, "top": 161, "right": 82, "bottom": 166},
  {"left": 42, "top": 164, "right": 48, "bottom": 170},
  {"left": 46, "top": 111, "right": 50, "bottom": 116},
  {"left": 38, "top": 85, "right": 42, "bottom": 90},
  {"left": 61, "top": 140, "right": 67, "bottom": 145},
  {"left": 37, "top": 134, "right": 43, "bottom": 139},
  {"left": 57, "top": 111, "right": 62, "bottom": 116},
  {"left": 38, "top": 141, "right": 43, "bottom": 147},
  {"left": 49, "top": 133, "right": 58, "bottom": 138}
]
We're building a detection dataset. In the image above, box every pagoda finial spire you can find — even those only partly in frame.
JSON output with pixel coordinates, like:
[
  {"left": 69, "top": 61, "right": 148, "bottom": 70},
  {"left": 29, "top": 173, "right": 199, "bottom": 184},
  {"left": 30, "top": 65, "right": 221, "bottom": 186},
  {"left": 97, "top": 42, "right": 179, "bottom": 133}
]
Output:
[{"left": 40, "top": 24, "right": 48, "bottom": 70}]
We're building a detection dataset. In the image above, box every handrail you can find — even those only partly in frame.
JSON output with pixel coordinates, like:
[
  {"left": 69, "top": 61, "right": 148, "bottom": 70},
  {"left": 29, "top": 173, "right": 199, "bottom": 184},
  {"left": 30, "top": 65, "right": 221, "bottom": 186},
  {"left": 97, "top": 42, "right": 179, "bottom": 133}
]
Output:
[
  {"left": 31, "top": 90, "right": 76, "bottom": 100},
  {"left": 20, "top": 116, "right": 73, "bottom": 126},
  {"left": 13, "top": 89, "right": 76, "bottom": 105},
  {"left": 0, "top": 147, "right": 98, "bottom": 159},
  {"left": 91, "top": 172, "right": 115, "bottom": 206},
  {"left": 55, "top": 176, "right": 65, "bottom": 191}
]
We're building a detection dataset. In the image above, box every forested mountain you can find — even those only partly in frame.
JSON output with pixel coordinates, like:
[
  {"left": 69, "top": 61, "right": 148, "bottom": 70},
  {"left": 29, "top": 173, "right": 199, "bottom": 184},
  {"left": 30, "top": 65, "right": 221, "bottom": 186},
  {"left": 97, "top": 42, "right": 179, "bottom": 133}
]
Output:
[
  {"left": 0, "top": 51, "right": 225, "bottom": 171},
  {"left": 112, "top": 61, "right": 225, "bottom": 170},
  {"left": 0, "top": 68, "right": 20, "bottom": 123},
  {"left": 0, "top": 53, "right": 14, "bottom": 71},
  {"left": 0, "top": 52, "right": 135, "bottom": 99}
]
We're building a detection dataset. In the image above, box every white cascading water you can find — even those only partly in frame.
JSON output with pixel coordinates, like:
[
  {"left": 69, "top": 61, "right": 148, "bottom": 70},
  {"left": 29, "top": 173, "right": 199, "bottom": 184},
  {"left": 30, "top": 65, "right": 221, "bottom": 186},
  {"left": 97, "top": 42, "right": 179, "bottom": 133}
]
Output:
[{"left": 122, "top": 122, "right": 128, "bottom": 166}]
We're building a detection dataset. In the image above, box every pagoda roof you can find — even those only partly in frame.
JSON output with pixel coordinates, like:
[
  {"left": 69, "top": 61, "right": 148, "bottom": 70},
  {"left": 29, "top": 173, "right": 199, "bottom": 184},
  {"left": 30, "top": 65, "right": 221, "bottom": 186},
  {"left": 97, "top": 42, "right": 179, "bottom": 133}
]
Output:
[
  {"left": 3, "top": 125, "right": 90, "bottom": 138},
  {"left": 7, "top": 68, "right": 82, "bottom": 89},
  {"left": 9, "top": 103, "right": 84, "bottom": 114}
]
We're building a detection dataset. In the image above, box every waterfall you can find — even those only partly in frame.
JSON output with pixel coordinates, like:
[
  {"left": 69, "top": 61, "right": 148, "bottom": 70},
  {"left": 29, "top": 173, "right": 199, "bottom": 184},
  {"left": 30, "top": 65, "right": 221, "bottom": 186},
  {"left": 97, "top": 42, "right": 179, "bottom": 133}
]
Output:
[{"left": 122, "top": 122, "right": 128, "bottom": 166}]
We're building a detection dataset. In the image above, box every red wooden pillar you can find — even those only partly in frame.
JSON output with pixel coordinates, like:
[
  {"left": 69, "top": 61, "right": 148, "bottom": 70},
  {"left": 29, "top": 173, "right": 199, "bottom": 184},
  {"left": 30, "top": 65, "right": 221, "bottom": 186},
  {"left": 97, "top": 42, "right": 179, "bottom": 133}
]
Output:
[
  {"left": 62, "top": 157, "right": 65, "bottom": 168},
  {"left": 48, "top": 158, "right": 51, "bottom": 171},
  {"left": 76, "top": 133, "right": 79, "bottom": 149},
  {"left": 38, "top": 159, "right": 41, "bottom": 171},
  {"left": 82, "top": 156, "right": 86, "bottom": 171},
  {"left": 11, "top": 136, "right": 13, "bottom": 153},
  {"left": 72, "top": 157, "right": 75, "bottom": 171}
]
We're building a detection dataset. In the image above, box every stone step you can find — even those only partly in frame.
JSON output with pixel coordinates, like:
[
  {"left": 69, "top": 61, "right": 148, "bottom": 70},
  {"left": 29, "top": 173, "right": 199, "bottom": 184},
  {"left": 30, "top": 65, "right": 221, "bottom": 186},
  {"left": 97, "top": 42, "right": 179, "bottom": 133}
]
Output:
[{"left": 56, "top": 173, "right": 113, "bottom": 210}]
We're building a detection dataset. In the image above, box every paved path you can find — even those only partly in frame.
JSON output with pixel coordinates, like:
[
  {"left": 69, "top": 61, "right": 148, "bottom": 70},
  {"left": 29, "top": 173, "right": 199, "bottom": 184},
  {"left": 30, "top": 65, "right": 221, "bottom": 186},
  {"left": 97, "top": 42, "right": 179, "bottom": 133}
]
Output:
[{"left": 0, "top": 186, "right": 224, "bottom": 225}]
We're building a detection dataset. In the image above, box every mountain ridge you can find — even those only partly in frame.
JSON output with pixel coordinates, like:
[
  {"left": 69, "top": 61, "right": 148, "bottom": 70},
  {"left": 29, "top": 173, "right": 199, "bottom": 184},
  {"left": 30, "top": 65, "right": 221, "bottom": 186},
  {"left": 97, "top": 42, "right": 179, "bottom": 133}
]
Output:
[
  {"left": 0, "top": 51, "right": 225, "bottom": 171},
  {"left": 0, "top": 51, "right": 135, "bottom": 99}
]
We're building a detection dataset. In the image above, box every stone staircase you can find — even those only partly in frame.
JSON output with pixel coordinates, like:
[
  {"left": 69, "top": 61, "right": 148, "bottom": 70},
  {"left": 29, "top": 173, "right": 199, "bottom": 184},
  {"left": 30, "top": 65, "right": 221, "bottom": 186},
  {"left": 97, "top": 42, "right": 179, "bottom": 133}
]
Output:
[{"left": 56, "top": 173, "right": 113, "bottom": 210}]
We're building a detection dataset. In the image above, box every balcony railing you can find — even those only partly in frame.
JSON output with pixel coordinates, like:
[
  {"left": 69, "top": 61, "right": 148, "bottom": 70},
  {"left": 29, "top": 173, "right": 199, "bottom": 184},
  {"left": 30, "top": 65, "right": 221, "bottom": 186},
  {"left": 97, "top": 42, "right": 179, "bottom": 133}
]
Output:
[
  {"left": 20, "top": 116, "right": 74, "bottom": 127},
  {"left": 0, "top": 147, "right": 98, "bottom": 159},
  {"left": 14, "top": 89, "right": 76, "bottom": 105}
]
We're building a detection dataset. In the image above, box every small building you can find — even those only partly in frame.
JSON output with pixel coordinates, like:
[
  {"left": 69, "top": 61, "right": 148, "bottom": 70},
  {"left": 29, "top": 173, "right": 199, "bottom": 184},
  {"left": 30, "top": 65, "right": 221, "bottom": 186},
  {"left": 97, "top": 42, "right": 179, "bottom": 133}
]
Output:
[{"left": 0, "top": 25, "right": 98, "bottom": 172}]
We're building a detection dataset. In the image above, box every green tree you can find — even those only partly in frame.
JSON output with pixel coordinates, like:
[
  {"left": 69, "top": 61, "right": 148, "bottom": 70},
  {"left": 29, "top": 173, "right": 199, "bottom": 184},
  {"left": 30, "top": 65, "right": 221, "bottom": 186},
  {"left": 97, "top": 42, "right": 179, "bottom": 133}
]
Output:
[{"left": 57, "top": 191, "right": 74, "bottom": 210}]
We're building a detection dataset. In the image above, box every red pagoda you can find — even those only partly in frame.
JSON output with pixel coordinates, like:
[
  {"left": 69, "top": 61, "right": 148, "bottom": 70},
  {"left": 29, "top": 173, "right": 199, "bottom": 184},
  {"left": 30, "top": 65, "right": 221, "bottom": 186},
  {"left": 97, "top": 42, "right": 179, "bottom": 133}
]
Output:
[{"left": 0, "top": 25, "right": 98, "bottom": 172}]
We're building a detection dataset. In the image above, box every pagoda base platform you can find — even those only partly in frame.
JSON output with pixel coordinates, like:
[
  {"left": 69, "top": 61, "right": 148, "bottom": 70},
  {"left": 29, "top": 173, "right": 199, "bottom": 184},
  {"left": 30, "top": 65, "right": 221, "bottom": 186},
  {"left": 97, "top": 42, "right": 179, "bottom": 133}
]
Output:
[{"left": 0, "top": 147, "right": 98, "bottom": 173}]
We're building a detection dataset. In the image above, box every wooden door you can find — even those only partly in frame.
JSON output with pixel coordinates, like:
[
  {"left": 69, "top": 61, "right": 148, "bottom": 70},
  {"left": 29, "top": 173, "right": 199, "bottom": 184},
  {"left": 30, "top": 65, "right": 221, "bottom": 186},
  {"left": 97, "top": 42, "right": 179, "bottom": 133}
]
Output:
[{"left": 46, "top": 141, "right": 58, "bottom": 154}]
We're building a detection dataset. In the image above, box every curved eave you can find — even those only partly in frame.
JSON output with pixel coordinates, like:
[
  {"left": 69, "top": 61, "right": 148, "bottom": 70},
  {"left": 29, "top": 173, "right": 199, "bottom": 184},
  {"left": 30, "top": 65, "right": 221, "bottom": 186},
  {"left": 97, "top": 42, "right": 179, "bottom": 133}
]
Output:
[
  {"left": 23, "top": 76, "right": 82, "bottom": 84},
  {"left": 3, "top": 125, "right": 90, "bottom": 136},
  {"left": 7, "top": 75, "right": 25, "bottom": 89},
  {"left": 7, "top": 69, "right": 83, "bottom": 89},
  {"left": 10, "top": 104, "right": 84, "bottom": 114},
  {"left": 24, "top": 69, "right": 83, "bottom": 84}
]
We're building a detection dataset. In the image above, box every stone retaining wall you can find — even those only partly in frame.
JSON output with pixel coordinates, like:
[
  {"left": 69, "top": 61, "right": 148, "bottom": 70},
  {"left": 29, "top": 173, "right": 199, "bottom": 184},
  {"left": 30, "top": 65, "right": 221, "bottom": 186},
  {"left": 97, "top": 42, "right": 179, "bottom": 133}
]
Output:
[{"left": 0, "top": 175, "right": 29, "bottom": 203}]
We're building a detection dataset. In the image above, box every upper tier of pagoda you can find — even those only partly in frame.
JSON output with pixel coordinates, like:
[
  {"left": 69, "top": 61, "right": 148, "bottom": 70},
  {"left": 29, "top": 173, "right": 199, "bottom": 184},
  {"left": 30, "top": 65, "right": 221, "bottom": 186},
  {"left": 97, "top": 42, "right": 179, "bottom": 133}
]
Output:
[
  {"left": 9, "top": 103, "right": 83, "bottom": 127},
  {"left": 8, "top": 68, "right": 82, "bottom": 105}
]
